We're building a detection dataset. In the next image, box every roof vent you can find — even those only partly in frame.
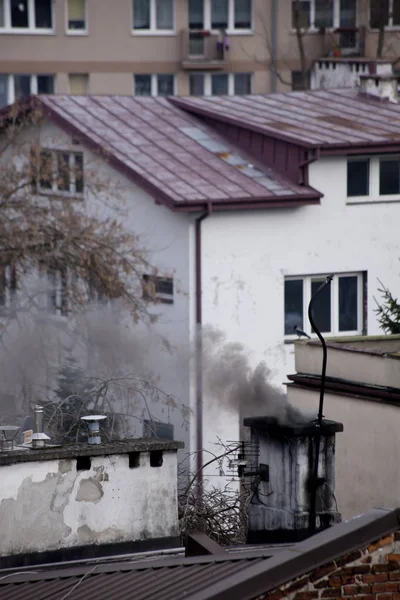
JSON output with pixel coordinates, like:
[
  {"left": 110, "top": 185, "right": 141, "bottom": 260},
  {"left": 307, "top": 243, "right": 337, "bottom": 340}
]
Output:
[
  {"left": 81, "top": 415, "right": 107, "bottom": 445},
  {"left": 31, "top": 405, "right": 51, "bottom": 449},
  {"left": 359, "top": 74, "right": 398, "bottom": 103}
]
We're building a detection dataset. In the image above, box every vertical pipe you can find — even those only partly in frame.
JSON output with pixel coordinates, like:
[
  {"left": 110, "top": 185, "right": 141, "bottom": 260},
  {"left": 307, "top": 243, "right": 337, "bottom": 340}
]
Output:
[
  {"left": 271, "top": 0, "right": 278, "bottom": 93},
  {"left": 34, "top": 405, "right": 43, "bottom": 434}
]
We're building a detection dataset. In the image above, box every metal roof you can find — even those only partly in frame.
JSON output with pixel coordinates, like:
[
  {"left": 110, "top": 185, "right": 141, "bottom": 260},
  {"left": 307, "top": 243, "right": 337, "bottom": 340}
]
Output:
[
  {"left": 1, "top": 508, "right": 399, "bottom": 600},
  {"left": 34, "top": 95, "right": 320, "bottom": 210},
  {"left": 171, "top": 89, "right": 400, "bottom": 150}
]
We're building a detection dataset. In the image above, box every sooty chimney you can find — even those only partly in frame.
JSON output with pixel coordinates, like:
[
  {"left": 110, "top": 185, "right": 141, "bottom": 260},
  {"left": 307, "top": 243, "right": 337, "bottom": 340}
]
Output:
[{"left": 244, "top": 416, "right": 343, "bottom": 544}]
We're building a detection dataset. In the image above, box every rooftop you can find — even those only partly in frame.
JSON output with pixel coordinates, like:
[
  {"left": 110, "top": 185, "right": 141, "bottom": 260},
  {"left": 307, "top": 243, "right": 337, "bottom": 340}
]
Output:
[
  {"left": 172, "top": 89, "right": 400, "bottom": 151},
  {"left": 33, "top": 95, "right": 320, "bottom": 211}
]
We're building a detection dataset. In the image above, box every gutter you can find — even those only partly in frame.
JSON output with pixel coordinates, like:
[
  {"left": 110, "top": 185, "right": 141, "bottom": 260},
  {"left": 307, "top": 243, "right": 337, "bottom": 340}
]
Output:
[{"left": 195, "top": 203, "right": 212, "bottom": 487}]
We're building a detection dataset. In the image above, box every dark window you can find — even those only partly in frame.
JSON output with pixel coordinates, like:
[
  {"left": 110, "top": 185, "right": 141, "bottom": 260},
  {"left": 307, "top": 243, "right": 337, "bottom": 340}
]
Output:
[
  {"left": 234, "top": 73, "right": 252, "bottom": 94},
  {"left": 292, "top": 0, "right": 310, "bottom": 29},
  {"left": 339, "top": 276, "right": 358, "bottom": 331},
  {"left": 155, "top": 0, "right": 173, "bottom": 29},
  {"left": 11, "top": 0, "right": 28, "bottom": 27},
  {"left": 189, "top": 0, "right": 204, "bottom": 28},
  {"left": 74, "top": 152, "right": 84, "bottom": 193},
  {"left": 143, "top": 420, "right": 174, "bottom": 440},
  {"left": 39, "top": 150, "right": 53, "bottom": 189},
  {"left": 189, "top": 73, "right": 204, "bottom": 95},
  {"left": 347, "top": 159, "right": 370, "bottom": 197},
  {"left": 57, "top": 152, "right": 71, "bottom": 191},
  {"left": 142, "top": 275, "right": 173, "bottom": 304},
  {"left": 135, "top": 74, "right": 151, "bottom": 96},
  {"left": 129, "top": 452, "right": 141, "bottom": 468},
  {"left": 211, "top": 73, "right": 228, "bottom": 95},
  {"left": 133, "top": 0, "right": 150, "bottom": 29},
  {"left": 76, "top": 456, "right": 91, "bottom": 470},
  {"left": 150, "top": 450, "right": 163, "bottom": 467},
  {"left": 380, "top": 159, "right": 400, "bottom": 195},
  {"left": 370, "top": 0, "right": 389, "bottom": 28},
  {"left": 311, "top": 278, "right": 331, "bottom": 333},
  {"left": 211, "top": 0, "right": 228, "bottom": 28},
  {"left": 284, "top": 279, "right": 303, "bottom": 334},
  {"left": 157, "top": 74, "right": 174, "bottom": 96},
  {"left": 291, "top": 71, "right": 309, "bottom": 91},
  {"left": 37, "top": 75, "right": 54, "bottom": 94},
  {"left": 315, "top": 0, "right": 333, "bottom": 27},
  {"left": 234, "top": 0, "right": 251, "bottom": 28},
  {"left": 35, "top": 0, "right": 52, "bottom": 28},
  {"left": 0, "top": 75, "right": 8, "bottom": 109},
  {"left": 394, "top": 0, "right": 400, "bottom": 25},
  {"left": 14, "top": 75, "right": 31, "bottom": 100}
]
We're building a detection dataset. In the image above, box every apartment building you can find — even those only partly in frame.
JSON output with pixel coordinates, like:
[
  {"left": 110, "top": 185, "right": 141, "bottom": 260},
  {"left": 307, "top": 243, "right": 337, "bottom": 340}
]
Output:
[{"left": 1, "top": 0, "right": 400, "bottom": 108}]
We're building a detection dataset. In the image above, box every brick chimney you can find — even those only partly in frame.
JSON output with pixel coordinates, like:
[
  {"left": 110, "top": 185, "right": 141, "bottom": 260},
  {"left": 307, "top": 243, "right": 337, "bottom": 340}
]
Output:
[{"left": 359, "top": 73, "right": 398, "bottom": 103}]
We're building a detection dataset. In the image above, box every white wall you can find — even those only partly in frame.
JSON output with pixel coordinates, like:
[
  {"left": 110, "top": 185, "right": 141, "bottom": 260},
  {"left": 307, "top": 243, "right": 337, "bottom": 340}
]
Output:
[
  {"left": 0, "top": 451, "right": 179, "bottom": 556},
  {"left": 201, "top": 155, "right": 400, "bottom": 393}
]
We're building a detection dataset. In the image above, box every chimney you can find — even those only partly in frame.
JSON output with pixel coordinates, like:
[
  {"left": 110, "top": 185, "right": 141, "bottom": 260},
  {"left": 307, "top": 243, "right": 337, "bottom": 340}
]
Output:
[
  {"left": 359, "top": 73, "right": 398, "bottom": 103},
  {"left": 244, "top": 416, "right": 343, "bottom": 543},
  {"left": 31, "top": 405, "right": 50, "bottom": 448}
]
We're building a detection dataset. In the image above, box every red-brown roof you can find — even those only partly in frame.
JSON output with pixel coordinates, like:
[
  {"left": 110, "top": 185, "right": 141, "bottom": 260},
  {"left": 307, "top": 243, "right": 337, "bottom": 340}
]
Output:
[
  {"left": 171, "top": 89, "right": 400, "bottom": 151},
  {"left": 35, "top": 95, "right": 320, "bottom": 211}
]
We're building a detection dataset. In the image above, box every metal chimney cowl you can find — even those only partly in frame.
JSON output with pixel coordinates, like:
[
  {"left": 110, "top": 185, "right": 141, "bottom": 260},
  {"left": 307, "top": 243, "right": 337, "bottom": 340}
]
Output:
[
  {"left": 31, "top": 405, "right": 50, "bottom": 449},
  {"left": 244, "top": 416, "right": 343, "bottom": 544}
]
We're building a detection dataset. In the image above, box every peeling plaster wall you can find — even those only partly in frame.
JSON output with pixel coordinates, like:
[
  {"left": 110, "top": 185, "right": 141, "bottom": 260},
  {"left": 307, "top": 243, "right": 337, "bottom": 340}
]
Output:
[{"left": 0, "top": 451, "right": 179, "bottom": 557}]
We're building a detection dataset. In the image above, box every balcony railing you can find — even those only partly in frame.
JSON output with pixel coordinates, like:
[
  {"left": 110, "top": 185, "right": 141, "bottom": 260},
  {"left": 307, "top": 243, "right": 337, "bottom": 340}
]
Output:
[{"left": 181, "top": 29, "right": 227, "bottom": 70}]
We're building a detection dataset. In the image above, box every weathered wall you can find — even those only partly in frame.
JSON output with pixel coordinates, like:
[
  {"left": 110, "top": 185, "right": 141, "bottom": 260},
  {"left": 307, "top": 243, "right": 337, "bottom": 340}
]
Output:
[{"left": 0, "top": 449, "right": 179, "bottom": 556}]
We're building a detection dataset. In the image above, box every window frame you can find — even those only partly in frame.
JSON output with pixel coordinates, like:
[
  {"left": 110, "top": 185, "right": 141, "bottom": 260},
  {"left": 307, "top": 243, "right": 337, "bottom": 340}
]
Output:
[
  {"left": 134, "top": 73, "right": 176, "bottom": 96},
  {"left": 65, "top": 0, "right": 88, "bottom": 35},
  {"left": 142, "top": 274, "right": 174, "bottom": 304},
  {"left": 132, "top": 0, "right": 176, "bottom": 35},
  {"left": 0, "top": 73, "right": 55, "bottom": 107},
  {"left": 188, "top": 72, "right": 252, "bottom": 96},
  {"left": 284, "top": 272, "right": 364, "bottom": 340},
  {"left": 291, "top": 0, "right": 357, "bottom": 34},
  {"left": 192, "top": 0, "right": 253, "bottom": 34},
  {"left": 0, "top": 0, "right": 54, "bottom": 34},
  {"left": 36, "top": 149, "right": 85, "bottom": 198},
  {"left": 347, "top": 155, "right": 400, "bottom": 204},
  {"left": 369, "top": 0, "right": 400, "bottom": 30}
]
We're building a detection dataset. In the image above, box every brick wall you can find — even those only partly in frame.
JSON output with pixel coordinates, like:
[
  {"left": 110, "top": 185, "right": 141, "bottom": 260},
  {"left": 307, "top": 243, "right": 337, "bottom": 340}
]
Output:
[{"left": 258, "top": 533, "right": 400, "bottom": 600}]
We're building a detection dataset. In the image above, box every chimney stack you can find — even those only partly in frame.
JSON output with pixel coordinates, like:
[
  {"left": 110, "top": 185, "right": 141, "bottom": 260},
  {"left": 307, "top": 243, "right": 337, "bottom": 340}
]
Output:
[
  {"left": 359, "top": 73, "right": 398, "bottom": 103},
  {"left": 31, "top": 405, "right": 50, "bottom": 448}
]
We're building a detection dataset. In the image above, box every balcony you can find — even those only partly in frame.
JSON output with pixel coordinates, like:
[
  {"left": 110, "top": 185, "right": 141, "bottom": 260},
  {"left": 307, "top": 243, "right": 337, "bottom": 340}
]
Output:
[{"left": 181, "top": 29, "right": 227, "bottom": 70}]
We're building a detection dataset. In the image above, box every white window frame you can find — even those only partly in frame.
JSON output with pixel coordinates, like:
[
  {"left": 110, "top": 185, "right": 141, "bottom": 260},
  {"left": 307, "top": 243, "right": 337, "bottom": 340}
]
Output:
[
  {"left": 65, "top": 0, "right": 88, "bottom": 35},
  {"left": 284, "top": 272, "right": 364, "bottom": 340},
  {"left": 347, "top": 155, "right": 400, "bottom": 204},
  {"left": 0, "top": 74, "right": 55, "bottom": 106},
  {"left": 37, "top": 149, "right": 84, "bottom": 198},
  {"left": 189, "top": 72, "right": 252, "bottom": 96},
  {"left": 132, "top": 0, "right": 176, "bottom": 35},
  {"left": 134, "top": 73, "right": 176, "bottom": 96},
  {"left": 369, "top": 0, "right": 400, "bottom": 30},
  {"left": 0, "top": 0, "right": 54, "bottom": 34},
  {"left": 291, "top": 0, "right": 358, "bottom": 33},
  {"left": 193, "top": 0, "right": 253, "bottom": 34}
]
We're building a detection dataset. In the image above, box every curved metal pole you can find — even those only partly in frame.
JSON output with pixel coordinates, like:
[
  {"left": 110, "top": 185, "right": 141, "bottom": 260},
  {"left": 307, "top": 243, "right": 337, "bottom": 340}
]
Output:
[
  {"left": 307, "top": 274, "right": 334, "bottom": 533},
  {"left": 308, "top": 274, "right": 334, "bottom": 427}
]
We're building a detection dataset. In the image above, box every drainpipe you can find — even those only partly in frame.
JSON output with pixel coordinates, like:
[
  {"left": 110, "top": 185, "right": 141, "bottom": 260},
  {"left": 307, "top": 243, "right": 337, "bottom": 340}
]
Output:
[
  {"left": 271, "top": 0, "right": 278, "bottom": 93},
  {"left": 298, "top": 147, "right": 320, "bottom": 185},
  {"left": 195, "top": 203, "right": 212, "bottom": 489}
]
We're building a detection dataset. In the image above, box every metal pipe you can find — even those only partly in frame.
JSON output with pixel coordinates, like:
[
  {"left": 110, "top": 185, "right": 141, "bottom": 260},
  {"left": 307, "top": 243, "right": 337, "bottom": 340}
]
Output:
[
  {"left": 271, "top": 0, "right": 278, "bottom": 93},
  {"left": 33, "top": 405, "right": 43, "bottom": 434},
  {"left": 307, "top": 274, "right": 334, "bottom": 533},
  {"left": 195, "top": 204, "right": 212, "bottom": 490}
]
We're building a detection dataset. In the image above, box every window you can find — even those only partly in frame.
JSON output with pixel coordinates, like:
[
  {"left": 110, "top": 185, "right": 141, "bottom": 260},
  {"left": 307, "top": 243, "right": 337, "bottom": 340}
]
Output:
[
  {"left": 68, "top": 73, "right": 89, "bottom": 94},
  {"left": 0, "top": 264, "right": 17, "bottom": 310},
  {"left": 46, "top": 266, "right": 69, "bottom": 315},
  {"left": 284, "top": 273, "right": 364, "bottom": 338},
  {"left": 67, "top": 0, "right": 87, "bottom": 32},
  {"left": 133, "top": 0, "right": 174, "bottom": 32},
  {"left": 134, "top": 73, "right": 175, "bottom": 96},
  {"left": 142, "top": 274, "right": 173, "bottom": 304},
  {"left": 0, "top": 74, "right": 54, "bottom": 108},
  {"left": 370, "top": 0, "right": 400, "bottom": 28},
  {"left": 36, "top": 149, "right": 84, "bottom": 196},
  {"left": 143, "top": 420, "right": 174, "bottom": 440},
  {"left": 291, "top": 71, "right": 310, "bottom": 90},
  {"left": 189, "top": 72, "right": 252, "bottom": 95},
  {"left": 292, "top": 0, "right": 357, "bottom": 31},
  {"left": 188, "top": 0, "right": 252, "bottom": 32},
  {"left": 347, "top": 156, "right": 400, "bottom": 202},
  {"left": 0, "top": 0, "right": 53, "bottom": 31}
]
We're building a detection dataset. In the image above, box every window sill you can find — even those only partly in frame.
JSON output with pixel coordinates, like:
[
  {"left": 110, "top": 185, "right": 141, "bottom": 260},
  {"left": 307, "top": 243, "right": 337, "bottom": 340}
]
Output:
[
  {"left": 347, "top": 197, "right": 400, "bottom": 205},
  {"left": 0, "top": 28, "right": 55, "bottom": 35},
  {"left": 369, "top": 26, "right": 400, "bottom": 32},
  {"left": 38, "top": 190, "right": 84, "bottom": 200},
  {"left": 132, "top": 29, "right": 176, "bottom": 36},
  {"left": 66, "top": 29, "right": 89, "bottom": 36}
]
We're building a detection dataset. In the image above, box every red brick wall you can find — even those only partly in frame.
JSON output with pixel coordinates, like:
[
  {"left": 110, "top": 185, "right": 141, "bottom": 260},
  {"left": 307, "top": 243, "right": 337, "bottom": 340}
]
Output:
[{"left": 258, "top": 533, "right": 400, "bottom": 600}]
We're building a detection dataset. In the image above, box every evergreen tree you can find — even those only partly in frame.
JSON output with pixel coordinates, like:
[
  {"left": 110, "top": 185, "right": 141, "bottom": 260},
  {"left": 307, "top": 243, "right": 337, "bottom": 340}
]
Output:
[{"left": 375, "top": 281, "right": 400, "bottom": 335}]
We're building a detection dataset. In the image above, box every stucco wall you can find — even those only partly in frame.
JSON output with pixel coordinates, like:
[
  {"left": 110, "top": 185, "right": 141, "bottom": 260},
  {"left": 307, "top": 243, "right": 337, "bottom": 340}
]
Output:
[{"left": 0, "top": 450, "right": 179, "bottom": 556}]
